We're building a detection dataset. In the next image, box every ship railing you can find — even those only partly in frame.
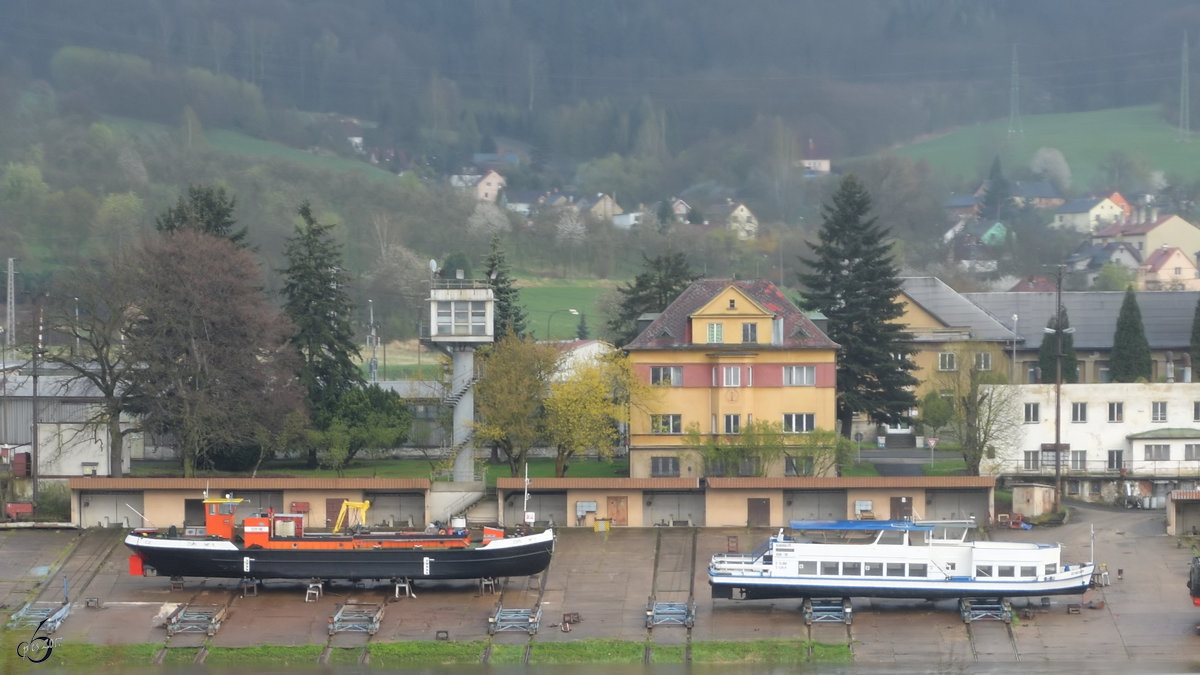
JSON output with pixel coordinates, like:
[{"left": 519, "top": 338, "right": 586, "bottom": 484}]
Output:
[{"left": 708, "top": 553, "right": 770, "bottom": 576}]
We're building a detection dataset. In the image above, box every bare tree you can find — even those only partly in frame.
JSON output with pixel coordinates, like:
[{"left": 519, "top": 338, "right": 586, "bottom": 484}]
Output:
[
  {"left": 933, "top": 342, "right": 1022, "bottom": 476},
  {"left": 125, "top": 231, "right": 302, "bottom": 476}
]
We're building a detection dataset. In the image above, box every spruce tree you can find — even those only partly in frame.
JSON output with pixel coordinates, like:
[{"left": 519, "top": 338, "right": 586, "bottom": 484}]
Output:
[
  {"left": 483, "top": 235, "right": 528, "bottom": 338},
  {"left": 607, "top": 252, "right": 700, "bottom": 347},
  {"left": 978, "top": 156, "right": 1012, "bottom": 222},
  {"left": 576, "top": 313, "right": 590, "bottom": 340},
  {"left": 797, "top": 173, "right": 919, "bottom": 437},
  {"left": 1037, "top": 307, "right": 1079, "bottom": 383},
  {"left": 1110, "top": 286, "right": 1152, "bottom": 382},
  {"left": 156, "top": 184, "right": 249, "bottom": 246},
  {"left": 280, "top": 201, "right": 364, "bottom": 466}
]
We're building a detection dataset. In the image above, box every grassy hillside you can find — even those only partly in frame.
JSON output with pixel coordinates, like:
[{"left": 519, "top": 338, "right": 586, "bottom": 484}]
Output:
[
  {"left": 892, "top": 105, "right": 1200, "bottom": 191},
  {"left": 517, "top": 280, "right": 618, "bottom": 340}
]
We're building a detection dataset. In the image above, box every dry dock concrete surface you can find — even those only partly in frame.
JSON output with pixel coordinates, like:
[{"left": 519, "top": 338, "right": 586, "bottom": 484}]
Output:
[{"left": 1, "top": 503, "right": 1197, "bottom": 671}]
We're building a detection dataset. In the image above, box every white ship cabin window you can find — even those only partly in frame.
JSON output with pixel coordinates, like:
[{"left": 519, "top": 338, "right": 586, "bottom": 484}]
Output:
[
  {"left": 797, "top": 560, "right": 817, "bottom": 575},
  {"left": 908, "top": 563, "right": 927, "bottom": 577},
  {"left": 1045, "top": 563, "right": 1057, "bottom": 575},
  {"left": 877, "top": 530, "right": 906, "bottom": 545},
  {"left": 998, "top": 565, "right": 1015, "bottom": 577},
  {"left": 209, "top": 502, "right": 234, "bottom": 516},
  {"left": 886, "top": 563, "right": 905, "bottom": 577},
  {"left": 976, "top": 565, "right": 993, "bottom": 578},
  {"left": 820, "top": 561, "right": 839, "bottom": 575},
  {"left": 864, "top": 562, "right": 883, "bottom": 576},
  {"left": 1021, "top": 566, "right": 1037, "bottom": 577},
  {"left": 842, "top": 562, "right": 861, "bottom": 575}
]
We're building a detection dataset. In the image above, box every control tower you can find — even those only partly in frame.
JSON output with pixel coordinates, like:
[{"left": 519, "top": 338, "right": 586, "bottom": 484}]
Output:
[{"left": 425, "top": 270, "right": 494, "bottom": 482}]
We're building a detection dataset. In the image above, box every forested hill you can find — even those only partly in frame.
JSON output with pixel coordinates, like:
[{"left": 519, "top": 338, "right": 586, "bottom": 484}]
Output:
[{"left": 3, "top": 1, "right": 1196, "bottom": 166}]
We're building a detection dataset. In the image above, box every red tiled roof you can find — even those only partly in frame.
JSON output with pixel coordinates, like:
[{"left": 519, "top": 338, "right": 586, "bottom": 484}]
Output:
[
  {"left": 704, "top": 476, "right": 994, "bottom": 489},
  {"left": 68, "top": 477, "right": 432, "bottom": 490},
  {"left": 624, "top": 279, "right": 838, "bottom": 351}
]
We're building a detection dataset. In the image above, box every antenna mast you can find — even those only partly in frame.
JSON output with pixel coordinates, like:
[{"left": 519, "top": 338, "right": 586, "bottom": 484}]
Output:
[
  {"left": 1007, "top": 44, "right": 1022, "bottom": 138},
  {"left": 1182, "top": 32, "right": 1191, "bottom": 142}
]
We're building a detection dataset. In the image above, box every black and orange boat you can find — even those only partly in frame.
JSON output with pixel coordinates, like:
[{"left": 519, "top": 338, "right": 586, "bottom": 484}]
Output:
[{"left": 125, "top": 495, "right": 554, "bottom": 582}]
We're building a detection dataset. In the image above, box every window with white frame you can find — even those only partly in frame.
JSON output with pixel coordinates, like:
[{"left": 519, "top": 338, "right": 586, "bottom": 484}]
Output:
[
  {"left": 1023, "top": 451, "right": 1040, "bottom": 470},
  {"left": 650, "top": 414, "right": 681, "bottom": 434},
  {"left": 1108, "top": 402, "right": 1123, "bottom": 422},
  {"left": 1187, "top": 444, "right": 1200, "bottom": 461},
  {"left": 1145, "top": 444, "right": 1170, "bottom": 461},
  {"left": 723, "top": 365, "right": 741, "bottom": 387},
  {"left": 1024, "top": 402, "right": 1040, "bottom": 423},
  {"left": 724, "top": 414, "right": 740, "bottom": 434},
  {"left": 436, "top": 300, "right": 488, "bottom": 336},
  {"left": 783, "top": 413, "right": 815, "bottom": 433},
  {"left": 650, "top": 366, "right": 682, "bottom": 387},
  {"left": 974, "top": 352, "right": 992, "bottom": 371},
  {"left": 783, "top": 365, "right": 816, "bottom": 386},
  {"left": 1070, "top": 450, "right": 1087, "bottom": 471},
  {"left": 1107, "top": 449, "right": 1124, "bottom": 470},
  {"left": 707, "top": 323, "right": 723, "bottom": 343},
  {"left": 1152, "top": 401, "right": 1168, "bottom": 423},
  {"left": 650, "top": 456, "right": 680, "bottom": 477},
  {"left": 742, "top": 322, "right": 757, "bottom": 343},
  {"left": 1071, "top": 402, "right": 1087, "bottom": 423},
  {"left": 938, "top": 352, "right": 957, "bottom": 371}
]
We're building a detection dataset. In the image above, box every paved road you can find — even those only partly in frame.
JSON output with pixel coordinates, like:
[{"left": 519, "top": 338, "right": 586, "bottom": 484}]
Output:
[{"left": 1, "top": 504, "right": 1197, "bottom": 672}]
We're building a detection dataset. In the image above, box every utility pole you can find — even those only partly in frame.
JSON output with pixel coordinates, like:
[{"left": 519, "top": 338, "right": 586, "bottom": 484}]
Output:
[
  {"left": 1053, "top": 265, "right": 1064, "bottom": 513},
  {"left": 1008, "top": 44, "right": 1022, "bottom": 138}
]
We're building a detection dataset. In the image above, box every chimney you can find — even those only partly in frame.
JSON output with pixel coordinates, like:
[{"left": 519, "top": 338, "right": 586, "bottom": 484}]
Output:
[
  {"left": 1150, "top": 206, "right": 1159, "bottom": 222},
  {"left": 1167, "top": 351, "right": 1176, "bottom": 383}
]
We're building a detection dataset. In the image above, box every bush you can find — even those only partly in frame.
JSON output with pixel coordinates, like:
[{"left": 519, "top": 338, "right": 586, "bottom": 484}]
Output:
[{"left": 34, "top": 482, "right": 70, "bottom": 521}]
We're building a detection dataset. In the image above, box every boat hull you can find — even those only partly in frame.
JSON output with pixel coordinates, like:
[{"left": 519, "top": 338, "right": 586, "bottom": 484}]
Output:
[
  {"left": 710, "top": 564, "right": 1095, "bottom": 601},
  {"left": 126, "top": 529, "right": 555, "bottom": 581}
]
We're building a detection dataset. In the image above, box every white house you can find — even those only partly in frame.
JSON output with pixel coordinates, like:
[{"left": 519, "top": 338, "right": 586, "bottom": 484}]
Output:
[{"left": 988, "top": 382, "right": 1200, "bottom": 507}]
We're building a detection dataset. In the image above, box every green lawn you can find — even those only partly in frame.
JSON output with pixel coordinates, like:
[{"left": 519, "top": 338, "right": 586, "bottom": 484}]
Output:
[
  {"left": 892, "top": 105, "right": 1200, "bottom": 189},
  {"left": 517, "top": 281, "right": 617, "bottom": 340}
]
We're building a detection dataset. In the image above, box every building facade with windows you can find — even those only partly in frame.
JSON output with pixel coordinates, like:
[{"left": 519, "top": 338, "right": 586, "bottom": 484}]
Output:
[
  {"left": 989, "top": 382, "right": 1200, "bottom": 506},
  {"left": 623, "top": 279, "right": 838, "bottom": 479}
]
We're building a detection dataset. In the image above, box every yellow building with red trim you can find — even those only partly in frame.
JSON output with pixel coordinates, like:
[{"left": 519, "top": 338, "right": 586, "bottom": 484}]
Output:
[{"left": 623, "top": 279, "right": 839, "bottom": 479}]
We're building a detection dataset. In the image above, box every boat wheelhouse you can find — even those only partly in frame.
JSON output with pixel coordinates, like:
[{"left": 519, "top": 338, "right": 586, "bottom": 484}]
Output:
[{"left": 709, "top": 519, "right": 1094, "bottom": 601}]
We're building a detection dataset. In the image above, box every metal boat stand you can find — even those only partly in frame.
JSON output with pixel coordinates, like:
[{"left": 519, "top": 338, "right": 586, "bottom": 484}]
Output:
[
  {"left": 393, "top": 577, "right": 415, "bottom": 598},
  {"left": 8, "top": 601, "right": 70, "bottom": 634},
  {"left": 959, "top": 597, "right": 1012, "bottom": 623},
  {"left": 165, "top": 604, "right": 228, "bottom": 637},
  {"left": 488, "top": 601, "right": 542, "bottom": 635},
  {"left": 328, "top": 603, "right": 385, "bottom": 636},
  {"left": 645, "top": 594, "right": 696, "bottom": 629},
  {"left": 803, "top": 597, "right": 853, "bottom": 625}
]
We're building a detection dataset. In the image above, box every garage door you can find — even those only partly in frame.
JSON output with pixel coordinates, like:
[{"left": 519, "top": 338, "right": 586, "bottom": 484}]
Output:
[
  {"left": 784, "top": 490, "right": 847, "bottom": 521},
  {"left": 80, "top": 491, "right": 144, "bottom": 528},
  {"left": 1178, "top": 503, "right": 1200, "bottom": 536},
  {"left": 644, "top": 492, "right": 706, "bottom": 526},
  {"left": 364, "top": 492, "right": 426, "bottom": 528},
  {"left": 503, "top": 492, "right": 567, "bottom": 528},
  {"left": 926, "top": 489, "right": 989, "bottom": 521}
]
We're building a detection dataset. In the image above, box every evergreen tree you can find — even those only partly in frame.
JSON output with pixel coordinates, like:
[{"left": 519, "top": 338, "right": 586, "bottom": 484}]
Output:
[
  {"left": 607, "top": 252, "right": 700, "bottom": 347},
  {"left": 978, "top": 156, "right": 1012, "bottom": 222},
  {"left": 483, "top": 235, "right": 528, "bottom": 338},
  {"left": 280, "top": 201, "right": 365, "bottom": 466},
  {"left": 797, "top": 173, "right": 919, "bottom": 437},
  {"left": 576, "top": 312, "right": 590, "bottom": 340},
  {"left": 1110, "top": 286, "right": 1152, "bottom": 382},
  {"left": 1037, "top": 307, "right": 1079, "bottom": 383},
  {"left": 1191, "top": 295, "right": 1200, "bottom": 370},
  {"left": 156, "top": 184, "right": 248, "bottom": 246}
]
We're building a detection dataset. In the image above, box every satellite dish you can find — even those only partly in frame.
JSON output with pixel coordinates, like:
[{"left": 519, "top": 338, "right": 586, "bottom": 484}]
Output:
[{"left": 429, "top": 259, "right": 438, "bottom": 274}]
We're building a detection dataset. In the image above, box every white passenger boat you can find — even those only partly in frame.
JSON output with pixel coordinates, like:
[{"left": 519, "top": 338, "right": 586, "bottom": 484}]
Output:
[{"left": 709, "top": 519, "right": 1095, "bottom": 600}]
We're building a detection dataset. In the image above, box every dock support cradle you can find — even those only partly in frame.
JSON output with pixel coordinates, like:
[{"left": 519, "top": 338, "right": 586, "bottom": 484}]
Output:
[
  {"left": 803, "top": 597, "right": 852, "bottom": 625},
  {"left": 959, "top": 597, "right": 1012, "bottom": 624},
  {"left": 7, "top": 602, "right": 71, "bottom": 634},
  {"left": 645, "top": 594, "right": 696, "bottom": 629},
  {"left": 328, "top": 603, "right": 384, "bottom": 636},
  {"left": 165, "top": 604, "right": 228, "bottom": 637},
  {"left": 488, "top": 602, "right": 542, "bottom": 635}
]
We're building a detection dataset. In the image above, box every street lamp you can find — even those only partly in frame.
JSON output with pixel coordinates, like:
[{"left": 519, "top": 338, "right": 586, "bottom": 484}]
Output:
[{"left": 546, "top": 309, "right": 579, "bottom": 340}]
